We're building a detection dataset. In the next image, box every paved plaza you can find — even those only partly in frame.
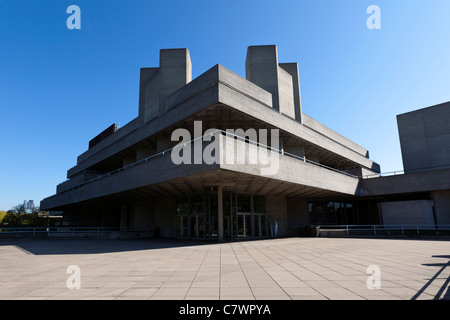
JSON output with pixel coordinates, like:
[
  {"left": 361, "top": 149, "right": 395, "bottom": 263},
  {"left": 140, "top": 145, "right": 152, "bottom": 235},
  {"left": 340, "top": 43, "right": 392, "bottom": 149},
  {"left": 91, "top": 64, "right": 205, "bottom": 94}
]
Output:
[{"left": 0, "top": 237, "right": 449, "bottom": 300}]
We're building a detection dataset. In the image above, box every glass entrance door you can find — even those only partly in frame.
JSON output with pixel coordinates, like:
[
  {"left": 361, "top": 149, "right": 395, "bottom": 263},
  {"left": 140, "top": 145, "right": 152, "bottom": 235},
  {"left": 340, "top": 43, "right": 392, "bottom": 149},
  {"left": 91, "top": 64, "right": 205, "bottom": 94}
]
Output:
[
  {"left": 236, "top": 213, "right": 252, "bottom": 238},
  {"left": 253, "top": 213, "right": 267, "bottom": 237},
  {"left": 190, "top": 214, "right": 205, "bottom": 239},
  {"left": 236, "top": 212, "right": 266, "bottom": 239}
]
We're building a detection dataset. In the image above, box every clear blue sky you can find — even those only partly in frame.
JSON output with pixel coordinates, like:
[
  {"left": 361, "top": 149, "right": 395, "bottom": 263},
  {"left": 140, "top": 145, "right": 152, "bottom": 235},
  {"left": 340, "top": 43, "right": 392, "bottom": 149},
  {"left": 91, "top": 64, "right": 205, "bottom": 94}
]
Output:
[{"left": 1, "top": 0, "right": 450, "bottom": 211}]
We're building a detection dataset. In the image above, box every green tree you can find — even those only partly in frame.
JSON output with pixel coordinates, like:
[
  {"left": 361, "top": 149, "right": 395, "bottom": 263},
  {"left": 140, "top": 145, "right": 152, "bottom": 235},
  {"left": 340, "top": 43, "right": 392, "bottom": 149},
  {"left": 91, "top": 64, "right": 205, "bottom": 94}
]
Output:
[
  {"left": 2, "top": 212, "right": 21, "bottom": 227},
  {"left": 0, "top": 211, "right": 7, "bottom": 224},
  {"left": 1, "top": 204, "right": 49, "bottom": 227}
]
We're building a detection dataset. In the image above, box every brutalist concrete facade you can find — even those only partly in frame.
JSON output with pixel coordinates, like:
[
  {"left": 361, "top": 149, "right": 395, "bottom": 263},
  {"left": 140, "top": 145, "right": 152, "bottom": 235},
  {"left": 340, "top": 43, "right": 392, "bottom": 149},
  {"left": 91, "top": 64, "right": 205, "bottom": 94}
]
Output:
[
  {"left": 359, "top": 102, "right": 450, "bottom": 226},
  {"left": 40, "top": 46, "right": 450, "bottom": 240}
]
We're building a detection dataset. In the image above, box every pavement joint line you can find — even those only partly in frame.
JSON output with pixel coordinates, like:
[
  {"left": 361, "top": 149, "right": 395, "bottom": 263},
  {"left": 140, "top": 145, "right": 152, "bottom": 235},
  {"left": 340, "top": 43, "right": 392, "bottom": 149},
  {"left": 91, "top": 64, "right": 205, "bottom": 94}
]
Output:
[
  {"left": 229, "top": 242, "right": 256, "bottom": 300},
  {"left": 251, "top": 240, "right": 341, "bottom": 298},
  {"left": 1, "top": 238, "right": 450, "bottom": 300},
  {"left": 240, "top": 239, "right": 314, "bottom": 300}
]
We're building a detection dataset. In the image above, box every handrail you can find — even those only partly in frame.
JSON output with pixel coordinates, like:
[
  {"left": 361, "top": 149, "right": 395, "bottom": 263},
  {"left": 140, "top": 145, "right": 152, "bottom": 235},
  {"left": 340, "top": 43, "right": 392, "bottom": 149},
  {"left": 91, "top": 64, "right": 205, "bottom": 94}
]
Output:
[
  {"left": 314, "top": 224, "right": 450, "bottom": 236},
  {"left": 361, "top": 164, "right": 450, "bottom": 179},
  {"left": 361, "top": 170, "right": 405, "bottom": 179},
  {"left": 55, "top": 129, "right": 360, "bottom": 196},
  {"left": 0, "top": 226, "right": 154, "bottom": 237}
]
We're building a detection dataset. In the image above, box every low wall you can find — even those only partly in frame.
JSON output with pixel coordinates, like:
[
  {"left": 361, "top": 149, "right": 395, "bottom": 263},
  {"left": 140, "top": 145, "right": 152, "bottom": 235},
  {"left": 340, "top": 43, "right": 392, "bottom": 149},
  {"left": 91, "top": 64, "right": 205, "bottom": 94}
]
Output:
[{"left": 0, "top": 229, "right": 156, "bottom": 240}]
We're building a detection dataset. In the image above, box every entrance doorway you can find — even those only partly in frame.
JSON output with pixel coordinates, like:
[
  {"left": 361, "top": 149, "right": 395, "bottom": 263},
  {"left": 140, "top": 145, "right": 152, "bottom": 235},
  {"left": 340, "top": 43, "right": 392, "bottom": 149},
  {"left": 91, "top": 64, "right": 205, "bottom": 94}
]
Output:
[
  {"left": 176, "top": 193, "right": 267, "bottom": 240},
  {"left": 236, "top": 212, "right": 267, "bottom": 238},
  {"left": 190, "top": 214, "right": 205, "bottom": 239}
]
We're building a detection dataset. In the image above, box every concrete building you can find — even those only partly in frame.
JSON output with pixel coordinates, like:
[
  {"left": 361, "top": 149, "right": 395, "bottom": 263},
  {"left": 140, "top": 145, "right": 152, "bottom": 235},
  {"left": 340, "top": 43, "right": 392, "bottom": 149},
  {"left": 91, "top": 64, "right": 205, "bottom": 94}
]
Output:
[
  {"left": 359, "top": 101, "right": 450, "bottom": 226},
  {"left": 40, "top": 46, "right": 450, "bottom": 240}
]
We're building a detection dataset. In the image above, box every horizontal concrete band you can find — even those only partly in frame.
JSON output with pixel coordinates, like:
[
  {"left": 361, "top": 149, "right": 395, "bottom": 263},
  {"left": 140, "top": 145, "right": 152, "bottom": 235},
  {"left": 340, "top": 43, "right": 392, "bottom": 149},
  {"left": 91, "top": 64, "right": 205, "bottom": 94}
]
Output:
[
  {"left": 218, "top": 135, "right": 360, "bottom": 195},
  {"left": 216, "top": 70, "right": 379, "bottom": 172},
  {"left": 68, "top": 65, "right": 378, "bottom": 179},
  {"left": 41, "top": 135, "right": 360, "bottom": 211},
  {"left": 359, "top": 167, "right": 450, "bottom": 196},
  {"left": 41, "top": 152, "right": 220, "bottom": 211}
]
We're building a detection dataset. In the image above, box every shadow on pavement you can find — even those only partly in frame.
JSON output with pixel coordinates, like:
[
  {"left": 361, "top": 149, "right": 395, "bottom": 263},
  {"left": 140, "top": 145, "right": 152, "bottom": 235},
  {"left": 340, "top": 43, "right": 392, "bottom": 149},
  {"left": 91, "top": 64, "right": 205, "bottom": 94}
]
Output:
[
  {"left": 0, "top": 238, "right": 220, "bottom": 255},
  {"left": 412, "top": 255, "right": 450, "bottom": 300}
]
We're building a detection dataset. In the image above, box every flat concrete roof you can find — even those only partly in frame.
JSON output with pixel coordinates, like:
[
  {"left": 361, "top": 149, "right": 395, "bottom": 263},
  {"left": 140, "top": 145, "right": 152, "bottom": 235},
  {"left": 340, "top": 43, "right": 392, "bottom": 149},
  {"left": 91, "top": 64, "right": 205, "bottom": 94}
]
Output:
[{"left": 0, "top": 237, "right": 449, "bottom": 300}]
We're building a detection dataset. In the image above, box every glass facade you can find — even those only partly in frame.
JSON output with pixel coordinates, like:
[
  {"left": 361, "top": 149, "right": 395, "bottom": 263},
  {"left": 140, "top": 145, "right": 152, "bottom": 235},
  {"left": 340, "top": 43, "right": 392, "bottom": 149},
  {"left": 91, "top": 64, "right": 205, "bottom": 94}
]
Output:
[
  {"left": 308, "top": 200, "right": 380, "bottom": 225},
  {"left": 176, "top": 193, "right": 267, "bottom": 240}
]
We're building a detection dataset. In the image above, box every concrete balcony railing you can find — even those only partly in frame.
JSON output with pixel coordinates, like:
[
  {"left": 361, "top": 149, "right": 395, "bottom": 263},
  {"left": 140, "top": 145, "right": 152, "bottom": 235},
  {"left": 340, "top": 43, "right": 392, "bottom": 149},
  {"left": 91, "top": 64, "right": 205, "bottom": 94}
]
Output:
[
  {"left": 57, "top": 130, "right": 359, "bottom": 192},
  {"left": 41, "top": 130, "right": 362, "bottom": 210}
]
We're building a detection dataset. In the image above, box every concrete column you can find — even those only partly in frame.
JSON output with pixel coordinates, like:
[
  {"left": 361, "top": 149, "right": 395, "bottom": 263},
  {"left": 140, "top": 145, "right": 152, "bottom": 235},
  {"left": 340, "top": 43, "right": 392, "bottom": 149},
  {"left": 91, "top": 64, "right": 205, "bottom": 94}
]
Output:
[
  {"left": 279, "top": 63, "right": 302, "bottom": 123},
  {"left": 279, "top": 137, "right": 284, "bottom": 154},
  {"left": 246, "top": 45, "right": 280, "bottom": 110},
  {"left": 187, "top": 197, "right": 192, "bottom": 238},
  {"left": 218, "top": 184, "right": 224, "bottom": 242},
  {"left": 120, "top": 204, "right": 128, "bottom": 231},
  {"left": 431, "top": 190, "right": 450, "bottom": 225},
  {"left": 245, "top": 45, "right": 296, "bottom": 118},
  {"left": 250, "top": 195, "right": 255, "bottom": 237},
  {"left": 138, "top": 68, "right": 160, "bottom": 123},
  {"left": 230, "top": 192, "right": 234, "bottom": 239},
  {"left": 159, "top": 48, "right": 192, "bottom": 113}
]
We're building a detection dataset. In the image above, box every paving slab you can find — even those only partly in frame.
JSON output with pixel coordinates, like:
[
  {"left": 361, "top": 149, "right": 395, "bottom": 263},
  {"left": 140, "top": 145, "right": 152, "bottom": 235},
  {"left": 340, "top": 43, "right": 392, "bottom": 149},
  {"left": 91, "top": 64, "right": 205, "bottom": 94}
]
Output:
[{"left": 0, "top": 237, "right": 449, "bottom": 300}]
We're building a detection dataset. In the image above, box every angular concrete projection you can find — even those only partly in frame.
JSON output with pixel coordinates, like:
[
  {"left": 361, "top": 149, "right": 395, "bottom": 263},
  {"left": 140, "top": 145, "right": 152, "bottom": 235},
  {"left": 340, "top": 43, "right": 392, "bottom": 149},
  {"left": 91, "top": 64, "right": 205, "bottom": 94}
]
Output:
[
  {"left": 159, "top": 48, "right": 192, "bottom": 112},
  {"left": 138, "top": 68, "right": 159, "bottom": 123},
  {"left": 138, "top": 49, "right": 192, "bottom": 123},
  {"left": 246, "top": 45, "right": 279, "bottom": 108},
  {"left": 245, "top": 45, "right": 299, "bottom": 120},
  {"left": 397, "top": 101, "right": 450, "bottom": 173},
  {"left": 279, "top": 63, "right": 302, "bottom": 123},
  {"left": 277, "top": 67, "right": 295, "bottom": 119}
]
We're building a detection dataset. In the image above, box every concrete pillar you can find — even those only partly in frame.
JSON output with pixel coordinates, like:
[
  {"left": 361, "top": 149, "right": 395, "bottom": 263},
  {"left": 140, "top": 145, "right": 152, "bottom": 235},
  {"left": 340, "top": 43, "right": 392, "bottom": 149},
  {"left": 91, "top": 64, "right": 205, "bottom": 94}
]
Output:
[
  {"left": 187, "top": 197, "right": 192, "bottom": 238},
  {"left": 218, "top": 184, "right": 224, "bottom": 242},
  {"left": 230, "top": 192, "right": 234, "bottom": 239},
  {"left": 266, "top": 196, "right": 287, "bottom": 237},
  {"left": 286, "top": 199, "right": 309, "bottom": 236},
  {"left": 250, "top": 195, "right": 255, "bottom": 238},
  {"left": 246, "top": 45, "right": 280, "bottom": 110},
  {"left": 431, "top": 190, "right": 450, "bottom": 225},
  {"left": 245, "top": 45, "right": 296, "bottom": 118},
  {"left": 159, "top": 48, "right": 192, "bottom": 113},
  {"left": 120, "top": 204, "right": 128, "bottom": 231},
  {"left": 279, "top": 63, "right": 302, "bottom": 123},
  {"left": 138, "top": 68, "right": 160, "bottom": 123},
  {"left": 139, "top": 49, "right": 192, "bottom": 123}
]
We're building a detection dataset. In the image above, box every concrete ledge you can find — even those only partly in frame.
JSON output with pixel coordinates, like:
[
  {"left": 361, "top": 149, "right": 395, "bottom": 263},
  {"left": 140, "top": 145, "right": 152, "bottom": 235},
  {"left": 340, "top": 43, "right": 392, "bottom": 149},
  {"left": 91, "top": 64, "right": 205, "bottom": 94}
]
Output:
[
  {"left": 218, "top": 135, "right": 360, "bottom": 195},
  {"left": 359, "top": 167, "right": 450, "bottom": 196},
  {"left": 302, "top": 113, "right": 369, "bottom": 158},
  {"left": 217, "top": 77, "right": 379, "bottom": 172},
  {"left": 43, "top": 150, "right": 220, "bottom": 210}
]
